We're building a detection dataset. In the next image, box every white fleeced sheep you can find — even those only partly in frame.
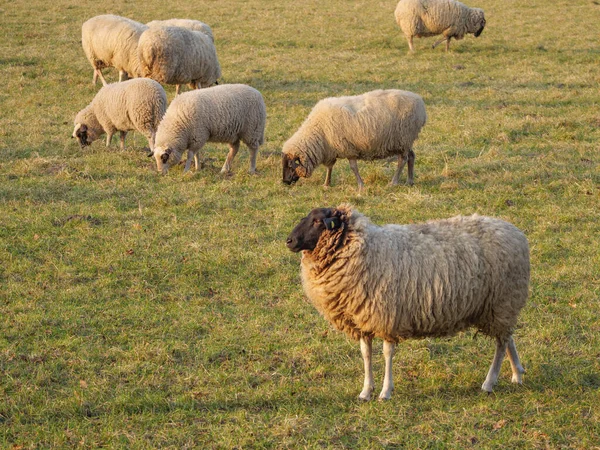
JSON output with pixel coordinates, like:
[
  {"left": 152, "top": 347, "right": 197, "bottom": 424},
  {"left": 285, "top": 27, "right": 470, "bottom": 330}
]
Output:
[
  {"left": 146, "top": 18, "right": 214, "bottom": 42},
  {"left": 282, "top": 89, "right": 426, "bottom": 189},
  {"left": 286, "top": 204, "right": 529, "bottom": 401},
  {"left": 138, "top": 25, "right": 221, "bottom": 96},
  {"left": 395, "top": 0, "right": 486, "bottom": 52},
  {"left": 72, "top": 78, "right": 167, "bottom": 151},
  {"left": 152, "top": 84, "right": 266, "bottom": 175},
  {"left": 81, "top": 14, "right": 148, "bottom": 85}
]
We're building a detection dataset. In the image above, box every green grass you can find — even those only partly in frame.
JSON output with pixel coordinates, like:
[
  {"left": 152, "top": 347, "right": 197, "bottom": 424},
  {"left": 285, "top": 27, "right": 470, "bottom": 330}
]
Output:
[{"left": 1, "top": 0, "right": 600, "bottom": 448}]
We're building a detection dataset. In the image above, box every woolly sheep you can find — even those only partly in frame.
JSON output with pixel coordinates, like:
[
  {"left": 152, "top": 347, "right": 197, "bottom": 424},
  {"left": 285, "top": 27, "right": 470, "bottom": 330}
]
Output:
[
  {"left": 146, "top": 19, "right": 214, "bottom": 42},
  {"left": 81, "top": 14, "right": 148, "bottom": 85},
  {"left": 72, "top": 78, "right": 167, "bottom": 151},
  {"left": 286, "top": 204, "right": 529, "bottom": 401},
  {"left": 152, "top": 84, "right": 266, "bottom": 175},
  {"left": 395, "top": 0, "right": 486, "bottom": 52},
  {"left": 138, "top": 25, "right": 221, "bottom": 96},
  {"left": 282, "top": 89, "right": 426, "bottom": 189}
]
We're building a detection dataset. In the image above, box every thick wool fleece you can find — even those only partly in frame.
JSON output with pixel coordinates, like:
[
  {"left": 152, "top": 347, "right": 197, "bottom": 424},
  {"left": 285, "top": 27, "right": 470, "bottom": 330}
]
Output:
[
  {"left": 300, "top": 205, "right": 530, "bottom": 343},
  {"left": 74, "top": 78, "right": 167, "bottom": 146},
  {"left": 154, "top": 83, "right": 266, "bottom": 164},
  {"left": 282, "top": 89, "right": 426, "bottom": 176},
  {"left": 138, "top": 26, "right": 221, "bottom": 88},
  {"left": 146, "top": 19, "right": 214, "bottom": 42},
  {"left": 82, "top": 14, "right": 147, "bottom": 81},
  {"left": 395, "top": 0, "right": 485, "bottom": 43}
]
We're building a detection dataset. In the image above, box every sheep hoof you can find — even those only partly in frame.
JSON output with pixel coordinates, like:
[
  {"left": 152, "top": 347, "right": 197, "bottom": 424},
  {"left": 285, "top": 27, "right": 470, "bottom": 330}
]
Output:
[{"left": 481, "top": 382, "right": 494, "bottom": 393}]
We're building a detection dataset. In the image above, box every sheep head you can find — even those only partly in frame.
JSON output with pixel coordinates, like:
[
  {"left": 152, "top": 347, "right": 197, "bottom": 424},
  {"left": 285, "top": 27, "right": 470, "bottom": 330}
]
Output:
[
  {"left": 72, "top": 123, "right": 96, "bottom": 148},
  {"left": 282, "top": 153, "right": 310, "bottom": 185},
  {"left": 286, "top": 207, "right": 346, "bottom": 252},
  {"left": 469, "top": 9, "right": 486, "bottom": 37},
  {"left": 152, "top": 146, "right": 177, "bottom": 174}
]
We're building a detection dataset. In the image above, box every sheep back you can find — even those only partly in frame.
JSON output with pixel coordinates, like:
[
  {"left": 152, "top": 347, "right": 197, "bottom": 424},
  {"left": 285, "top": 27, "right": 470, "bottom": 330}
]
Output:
[
  {"left": 282, "top": 89, "right": 426, "bottom": 172},
  {"left": 395, "top": 0, "right": 485, "bottom": 41},
  {"left": 300, "top": 205, "right": 529, "bottom": 343},
  {"left": 146, "top": 19, "right": 214, "bottom": 42},
  {"left": 81, "top": 14, "right": 147, "bottom": 78},
  {"left": 138, "top": 26, "right": 221, "bottom": 87}
]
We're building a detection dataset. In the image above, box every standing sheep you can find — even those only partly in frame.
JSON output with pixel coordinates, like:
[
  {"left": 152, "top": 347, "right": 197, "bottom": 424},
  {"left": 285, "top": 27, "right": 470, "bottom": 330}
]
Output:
[
  {"left": 152, "top": 84, "right": 266, "bottom": 175},
  {"left": 282, "top": 89, "right": 426, "bottom": 189},
  {"left": 146, "top": 19, "right": 214, "bottom": 42},
  {"left": 395, "top": 0, "right": 486, "bottom": 52},
  {"left": 138, "top": 26, "right": 221, "bottom": 96},
  {"left": 286, "top": 204, "right": 529, "bottom": 401},
  {"left": 81, "top": 14, "right": 148, "bottom": 85},
  {"left": 72, "top": 78, "right": 167, "bottom": 151}
]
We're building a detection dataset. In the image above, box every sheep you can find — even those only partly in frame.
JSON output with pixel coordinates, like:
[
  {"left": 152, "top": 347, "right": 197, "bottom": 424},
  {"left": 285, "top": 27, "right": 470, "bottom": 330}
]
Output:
[
  {"left": 72, "top": 78, "right": 167, "bottom": 152},
  {"left": 286, "top": 204, "right": 529, "bottom": 401},
  {"left": 146, "top": 18, "right": 214, "bottom": 42},
  {"left": 81, "top": 14, "right": 148, "bottom": 85},
  {"left": 138, "top": 25, "right": 221, "bottom": 96},
  {"left": 151, "top": 84, "right": 266, "bottom": 175},
  {"left": 281, "top": 89, "right": 426, "bottom": 189},
  {"left": 395, "top": 0, "right": 486, "bottom": 52}
]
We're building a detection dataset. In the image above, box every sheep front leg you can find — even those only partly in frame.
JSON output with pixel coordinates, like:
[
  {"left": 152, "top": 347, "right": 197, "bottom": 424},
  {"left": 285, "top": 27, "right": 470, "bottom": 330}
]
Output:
[
  {"left": 506, "top": 336, "right": 525, "bottom": 384},
  {"left": 482, "top": 338, "right": 508, "bottom": 393},
  {"left": 407, "top": 35, "right": 415, "bottom": 52},
  {"left": 247, "top": 144, "right": 258, "bottom": 174},
  {"left": 390, "top": 153, "right": 408, "bottom": 186},
  {"left": 323, "top": 163, "right": 335, "bottom": 187},
  {"left": 105, "top": 131, "right": 114, "bottom": 147},
  {"left": 183, "top": 150, "right": 195, "bottom": 173},
  {"left": 119, "top": 131, "right": 127, "bottom": 151},
  {"left": 94, "top": 68, "right": 108, "bottom": 86},
  {"left": 348, "top": 159, "right": 365, "bottom": 190},
  {"left": 432, "top": 37, "right": 448, "bottom": 49},
  {"left": 358, "top": 335, "right": 374, "bottom": 401},
  {"left": 407, "top": 150, "right": 415, "bottom": 186},
  {"left": 221, "top": 141, "right": 240, "bottom": 174},
  {"left": 379, "top": 340, "right": 395, "bottom": 401}
]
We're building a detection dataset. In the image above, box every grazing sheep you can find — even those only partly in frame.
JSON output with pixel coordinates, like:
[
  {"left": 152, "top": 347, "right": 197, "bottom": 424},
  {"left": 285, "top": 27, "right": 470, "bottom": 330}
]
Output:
[
  {"left": 152, "top": 84, "right": 266, "bottom": 175},
  {"left": 81, "top": 14, "right": 148, "bottom": 85},
  {"left": 72, "top": 78, "right": 167, "bottom": 151},
  {"left": 138, "top": 25, "right": 221, "bottom": 96},
  {"left": 286, "top": 204, "right": 529, "bottom": 401},
  {"left": 146, "top": 18, "right": 214, "bottom": 42},
  {"left": 395, "top": 0, "right": 486, "bottom": 52},
  {"left": 282, "top": 89, "right": 426, "bottom": 189}
]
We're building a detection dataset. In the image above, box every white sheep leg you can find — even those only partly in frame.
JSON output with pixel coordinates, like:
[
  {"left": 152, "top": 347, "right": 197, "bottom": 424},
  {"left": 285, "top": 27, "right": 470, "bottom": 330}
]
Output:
[
  {"left": 406, "top": 150, "right": 415, "bottom": 186},
  {"left": 482, "top": 338, "right": 508, "bottom": 393},
  {"left": 348, "top": 159, "right": 365, "bottom": 190},
  {"left": 221, "top": 141, "right": 240, "bottom": 174},
  {"left": 119, "top": 131, "right": 127, "bottom": 151},
  {"left": 390, "top": 154, "right": 408, "bottom": 186},
  {"left": 149, "top": 131, "right": 156, "bottom": 151},
  {"left": 183, "top": 151, "right": 195, "bottom": 173},
  {"left": 94, "top": 68, "right": 108, "bottom": 86},
  {"left": 506, "top": 336, "right": 525, "bottom": 384},
  {"left": 407, "top": 36, "right": 415, "bottom": 52},
  {"left": 247, "top": 145, "right": 258, "bottom": 174},
  {"left": 378, "top": 340, "right": 395, "bottom": 401},
  {"left": 119, "top": 70, "right": 129, "bottom": 82},
  {"left": 323, "top": 164, "right": 335, "bottom": 187},
  {"left": 105, "top": 132, "right": 113, "bottom": 147},
  {"left": 358, "top": 335, "right": 374, "bottom": 401},
  {"left": 194, "top": 153, "right": 201, "bottom": 170},
  {"left": 175, "top": 84, "right": 181, "bottom": 96}
]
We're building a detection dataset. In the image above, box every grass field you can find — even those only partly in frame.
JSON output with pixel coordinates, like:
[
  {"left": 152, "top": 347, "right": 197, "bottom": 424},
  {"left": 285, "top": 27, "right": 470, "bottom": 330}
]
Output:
[{"left": 1, "top": 0, "right": 600, "bottom": 448}]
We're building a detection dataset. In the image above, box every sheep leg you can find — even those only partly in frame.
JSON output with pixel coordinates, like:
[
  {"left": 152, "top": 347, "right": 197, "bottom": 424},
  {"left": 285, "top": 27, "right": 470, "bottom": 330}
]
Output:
[
  {"left": 247, "top": 145, "right": 258, "bottom": 174},
  {"left": 119, "top": 70, "right": 129, "bottom": 82},
  {"left": 183, "top": 150, "right": 195, "bottom": 173},
  {"left": 119, "top": 131, "right": 127, "bottom": 151},
  {"left": 175, "top": 85, "right": 181, "bottom": 96},
  {"left": 481, "top": 338, "right": 508, "bottom": 393},
  {"left": 390, "top": 154, "right": 408, "bottom": 186},
  {"left": 432, "top": 37, "right": 448, "bottom": 49},
  {"left": 221, "top": 141, "right": 240, "bottom": 174},
  {"left": 95, "top": 68, "right": 108, "bottom": 86},
  {"left": 194, "top": 153, "right": 201, "bottom": 170},
  {"left": 407, "top": 35, "right": 415, "bottom": 52},
  {"left": 407, "top": 150, "right": 415, "bottom": 186},
  {"left": 323, "top": 164, "right": 335, "bottom": 187},
  {"left": 105, "top": 131, "right": 113, "bottom": 147},
  {"left": 358, "top": 335, "right": 374, "bottom": 401},
  {"left": 378, "top": 340, "right": 395, "bottom": 401},
  {"left": 506, "top": 336, "right": 525, "bottom": 384},
  {"left": 149, "top": 131, "right": 156, "bottom": 151},
  {"left": 348, "top": 159, "right": 365, "bottom": 190},
  {"left": 445, "top": 37, "right": 452, "bottom": 52}
]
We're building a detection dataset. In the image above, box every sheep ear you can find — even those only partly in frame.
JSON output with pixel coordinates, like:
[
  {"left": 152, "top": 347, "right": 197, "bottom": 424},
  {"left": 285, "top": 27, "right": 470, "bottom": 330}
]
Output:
[{"left": 323, "top": 217, "right": 341, "bottom": 230}]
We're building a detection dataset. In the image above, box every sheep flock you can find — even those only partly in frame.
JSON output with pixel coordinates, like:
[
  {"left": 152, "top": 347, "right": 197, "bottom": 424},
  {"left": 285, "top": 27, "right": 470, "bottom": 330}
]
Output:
[{"left": 68, "top": 0, "right": 535, "bottom": 405}]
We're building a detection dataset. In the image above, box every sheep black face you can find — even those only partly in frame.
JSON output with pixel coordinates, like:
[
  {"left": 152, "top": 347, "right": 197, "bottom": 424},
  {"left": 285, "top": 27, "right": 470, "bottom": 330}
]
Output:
[
  {"left": 282, "top": 154, "right": 302, "bottom": 185},
  {"left": 474, "top": 18, "right": 486, "bottom": 37},
  {"left": 73, "top": 124, "right": 91, "bottom": 148},
  {"left": 286, "top": 207, "right": 343, "bottom": 252}
]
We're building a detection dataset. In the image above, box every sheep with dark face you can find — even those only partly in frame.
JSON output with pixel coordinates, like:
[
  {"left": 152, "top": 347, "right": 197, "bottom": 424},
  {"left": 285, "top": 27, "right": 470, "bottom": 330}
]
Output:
[{"left": 287, "top": 204, "right": 529, "bottom": 401}]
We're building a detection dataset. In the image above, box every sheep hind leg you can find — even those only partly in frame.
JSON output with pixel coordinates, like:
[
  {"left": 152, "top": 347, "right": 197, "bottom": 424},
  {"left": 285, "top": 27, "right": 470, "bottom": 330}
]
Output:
[
  {"left": 506, "top": 336, "right": 525, "bottom": 384},
  {"left": 221, "top": 141, "right": 240, "bottom": 174},
  {"left": 95, "top": 68, "right": 108, "bottom": 86},
  {"left": 378, "top": 340, "right": 395, "bottom": 401},
  {"left": 390, "top": 153, "right": 408, "bottom": 186},
  {"left": 119, "top": 131, "right": 127, "bottom": 151},
  {"left": 481, "top": 337, "right": 508, "bottom": 393},
  {"left": 407, "top": 36, "right": 415, "bottom": 52},
  {"left": 183, "top": 150, "right": 195, "bottom": 174},
  {"left": 247, "top": 144, "right": 258, "bottom": 175},
  {"left": 348, "top": 159, "right": 365, "bottom": 190},
  {"left": 358, "top": 335, "right": 374, "bottom": 401},
  {"left": 407, "top": 150, "right": 415, "bottom": 185},
  {"left": 432, "top": 37, "right": 448, "bottom": 50},
  {"left": 323, "top": 163, "right": 335, "bottom": 187}
]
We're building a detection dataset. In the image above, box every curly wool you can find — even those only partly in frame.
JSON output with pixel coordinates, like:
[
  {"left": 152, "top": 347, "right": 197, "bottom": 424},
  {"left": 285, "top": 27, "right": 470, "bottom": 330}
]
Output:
[
  {"left": 138, "top": 26, "right": 221, "bottom": 89},
  {"left": 73, "top": 78, "right": 167, "bottom": 148},
  {"left": 395, "top": 0, "right": 485, "bottom": 48},
  {"left": 81, "top": 14, "right": 148, "bottom": 82},
  {"left": 153, "top": 83, "right": 266, "bottom": 167},
  {"left": 282, "top": 89, "right": 426, "bottom": 176},
  {"left": 300, "top": 205, "right": 530, "bottom": 343},
  {"left": 146, "top": 19, "right": 214, "bottom": 42}
]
